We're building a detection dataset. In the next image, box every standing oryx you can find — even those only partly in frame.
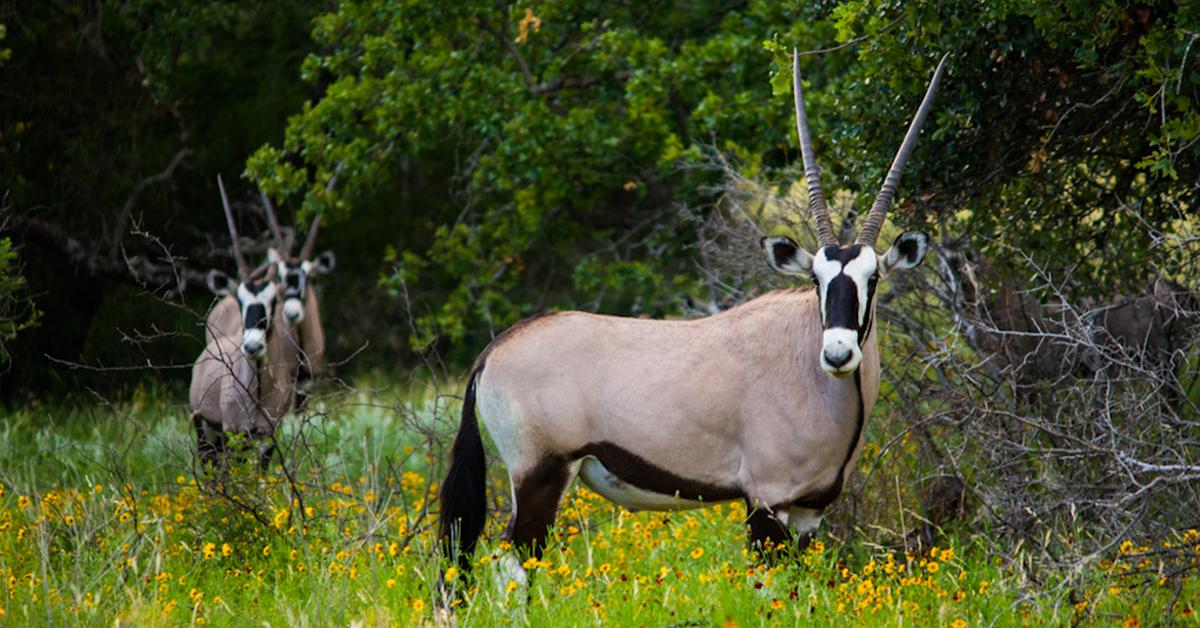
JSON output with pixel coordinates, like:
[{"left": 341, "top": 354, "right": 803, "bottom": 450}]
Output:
[
  {"left": 204, "top": 187, "right": 336, "bottom": 411},
  {"left": 190, "top": 176, "right": 300, "bottom": 469},
  {"left": 439, "top": 52, "right": 948, "bottom": 577}
]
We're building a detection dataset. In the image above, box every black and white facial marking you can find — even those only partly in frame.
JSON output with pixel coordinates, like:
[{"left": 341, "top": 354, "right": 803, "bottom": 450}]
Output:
[
  {"left": 761, "top": 231, "right": 930, "bottom": 376},
  {"left": 269, "top": 249, "right": 334, "bottom": 324},
  {"left": 235, "top": 281, "right": 277, "bottom": 360}
]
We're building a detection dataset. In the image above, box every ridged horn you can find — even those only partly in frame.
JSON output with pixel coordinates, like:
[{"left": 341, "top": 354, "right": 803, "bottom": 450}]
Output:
[
  {"left": 857, "top": 53, "right": 949, "bottom": 247},
  {"left": 216, "top": 174, "right": 249, "bottom": 280},
  {"left": 793, "top": 49, "right": 838, "bottom": 247},
  {"left": 260, "top": 190, "right": 287, "bottom": 253},
  {"left": 301, "top": 162, "right": 344, "bottom": 259},
  {"left": 299, "top": 215, "right": 321, "bottom": 260}
]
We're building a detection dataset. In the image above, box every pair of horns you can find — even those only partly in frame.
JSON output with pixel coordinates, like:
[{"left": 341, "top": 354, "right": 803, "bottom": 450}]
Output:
[
  {"left": 220, "top": 164, "right": 343, "bottom": 277},
  {"left": 792, "top": 49, "right": 948, "bottom": 248},
  {"left": 260, "top": 191, "right": 322, "bottom": 260}
]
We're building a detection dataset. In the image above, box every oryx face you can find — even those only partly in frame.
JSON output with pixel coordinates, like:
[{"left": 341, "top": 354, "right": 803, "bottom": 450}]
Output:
[
  {"left": 207, "top": 270, "right": 278, "bottom": 360},
  {"left": 269, "top": 249, "right": 335, "bottom": 325},
  {"left": 762, "top": 232, "right": 930, "bottom": 376},
  {"left": 235, "top": 280, "right": 278, "bottom": 359}
]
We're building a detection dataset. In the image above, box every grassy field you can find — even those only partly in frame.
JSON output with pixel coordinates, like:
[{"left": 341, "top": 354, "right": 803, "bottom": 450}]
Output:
[{"left": 0, "top": 382, "right": 1197, "bottom": 626}]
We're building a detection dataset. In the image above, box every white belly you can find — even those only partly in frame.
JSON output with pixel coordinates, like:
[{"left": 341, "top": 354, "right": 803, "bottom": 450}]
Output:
[{"left": 577, "top": 456, "right": 729, "bottom": 512}]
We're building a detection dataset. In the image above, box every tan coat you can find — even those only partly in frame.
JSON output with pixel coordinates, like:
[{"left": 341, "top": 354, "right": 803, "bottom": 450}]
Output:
[
  {"left": 190, "top": 301, "right": 300, "bottom": 434},
  {"left": 476, "top": 288, "right": 880, "bottom": 510}
]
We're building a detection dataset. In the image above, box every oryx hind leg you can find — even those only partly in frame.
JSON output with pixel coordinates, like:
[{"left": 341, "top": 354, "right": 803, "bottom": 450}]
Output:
[
  {"left": 494, "top": 457, "right": 577, "bottom": 592},
  {"left": 504, "top": 457, "right": 575, "bottom": 556}
]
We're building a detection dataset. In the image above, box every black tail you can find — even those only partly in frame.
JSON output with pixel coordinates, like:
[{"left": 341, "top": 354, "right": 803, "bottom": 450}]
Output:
[{"left": 438, "top": 369, "right": 488, "bottom": 570}]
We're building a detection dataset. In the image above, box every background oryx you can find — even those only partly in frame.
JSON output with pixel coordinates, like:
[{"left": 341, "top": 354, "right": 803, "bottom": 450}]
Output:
[
  {"left": 439, "top": 52, "right": 948, "bottom": 577},
  {"left": 205, "top": 185, "right": 336, "bottom": 412},
  {"left": 190, "top": 176, "right": 300, "bottom": 469},
  {"left": 942, "top": 246, "right": 1200, "bottom": 404}
]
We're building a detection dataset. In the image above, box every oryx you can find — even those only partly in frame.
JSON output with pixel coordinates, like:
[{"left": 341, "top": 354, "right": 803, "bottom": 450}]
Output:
[
  {"left": 204, "top": 188, "right": 336, "bottom": 411},
  {"left": 190, "top": 176, "right": 300, "bottom": 469},
  {"left": 439, "top": 52, "right": 948, "bottom": 577}
]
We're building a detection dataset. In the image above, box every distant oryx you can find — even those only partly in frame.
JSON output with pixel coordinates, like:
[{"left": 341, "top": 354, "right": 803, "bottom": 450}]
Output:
[
  {"left": 439, "top": 52, "right": 948, "bottom": 577},
  {"left": 205, "top": 188, "right": 335, "bottom": 411},
  {"left": 190, "top": 176, "right": 300, "bottom": 469}
]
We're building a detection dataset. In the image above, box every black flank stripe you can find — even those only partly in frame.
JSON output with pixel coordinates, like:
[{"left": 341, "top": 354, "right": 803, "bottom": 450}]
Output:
[{"left": 574, "top": 441, "right": 743, "bottom": 503}]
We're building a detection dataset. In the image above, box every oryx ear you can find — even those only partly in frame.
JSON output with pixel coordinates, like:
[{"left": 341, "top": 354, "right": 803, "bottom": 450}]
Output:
[
  {"left": 206, "top": 270, "right": 234, "bottom": 296},
  {"left": 314, "top": 250, "right": 336, "bottom": 274},
  {"left": 761, "top": 236, "right": 814, "bottom": 276},
  {"left": 268, "top": 247, "right": 283, "bottom": 265},
  {"left": 880, "top": 232, "right": 929, "bottom": 275}
]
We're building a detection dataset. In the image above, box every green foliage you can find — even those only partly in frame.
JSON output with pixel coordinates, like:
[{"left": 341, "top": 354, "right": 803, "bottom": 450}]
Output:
[
  {"left": 251, "top": 1, "right": 818, "bottom": 357},
  {"left": 0, "top": 237, "right": 39, "bottom": 365},
  {"left": 253, "top": 0, "right": 1199, "bottom": 363},
  {"left": 0, "top": 21, "right": 10, "bottom": 65}
]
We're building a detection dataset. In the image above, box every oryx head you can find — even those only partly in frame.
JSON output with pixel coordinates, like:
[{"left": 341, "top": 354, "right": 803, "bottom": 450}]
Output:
[
  {"left": 260, "top": 186, "right": 337, "bottom": 325},
  {"left": 762, "top": 51, "right": 945, "bottom": 376},
  {"left": 208, "top": 174, "right": 282, "bottom": 361},
  {"left": 207, "top": 267, "right": 278, "bottom": 361}
]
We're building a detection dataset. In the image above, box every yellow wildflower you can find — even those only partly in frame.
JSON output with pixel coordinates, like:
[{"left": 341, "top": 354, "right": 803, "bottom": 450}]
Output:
[
  {"left": 386, "top": 579, "right": 396, "bottom": 589},
  {"left": 444, "top": 566, "right": 459, "bottom": 582},
  {"left": 221, "top": 543, "right": 232, "bottom": 557},
  {"left": 926, "top": 562, "right": 939, "bottom": 573},
  {"left": 950, "top": 620, "right": 967, "bottom": 628},
  {"left": 506, "top": 580, "right": 519, "bottom": 593},
  {"left": 262, "top": 545, "right": 271, "bottom": 557},
  {"left": 411, "top": 598, "right": 425, "bottom": 612},
  {"left": 690, "top": 547, "right": 705, "bottom": 559}
]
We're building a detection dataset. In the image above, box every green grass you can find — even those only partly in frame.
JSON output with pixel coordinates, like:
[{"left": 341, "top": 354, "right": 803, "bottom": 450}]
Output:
[{"left": 0, "top": 382, "right": 1196, "bottom": 626}]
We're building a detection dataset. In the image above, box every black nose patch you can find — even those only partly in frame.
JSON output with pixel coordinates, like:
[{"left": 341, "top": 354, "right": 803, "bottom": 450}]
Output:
[{"left": 244, "top": 303, "right": 267, "bottom": 330}]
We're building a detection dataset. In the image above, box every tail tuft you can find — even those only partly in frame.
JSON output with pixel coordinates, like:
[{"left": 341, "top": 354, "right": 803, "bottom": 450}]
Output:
[{"left": 438, "top": 370, "right": 488, "bottom": 570}]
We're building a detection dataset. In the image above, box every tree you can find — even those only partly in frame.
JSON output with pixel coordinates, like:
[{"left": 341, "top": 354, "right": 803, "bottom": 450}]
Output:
[
  {"left": 252, "top": 0, "right": 1198, "bottom": 364},
  {"left": 0, "top": 1, "right": 322, "bottom": 394}
]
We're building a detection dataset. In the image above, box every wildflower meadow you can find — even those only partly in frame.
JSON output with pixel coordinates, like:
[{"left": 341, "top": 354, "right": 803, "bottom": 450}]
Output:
[{"left": 1, "top": 383, "right": 1196, "bottom": 626}]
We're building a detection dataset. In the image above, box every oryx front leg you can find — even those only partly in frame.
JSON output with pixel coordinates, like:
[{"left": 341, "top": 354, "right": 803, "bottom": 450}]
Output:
[
  {"left": 744, "top": 500, "right": 791, "bottom": 559},
  {"left": 785, "top": 506, "right": 824, "bottom": 551}
]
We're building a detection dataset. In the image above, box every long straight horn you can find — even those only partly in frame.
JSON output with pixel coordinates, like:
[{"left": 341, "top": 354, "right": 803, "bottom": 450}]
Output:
[
  {"left": 217, "top": 174, "right": 249, "bottom": 279},
  {"left": 299, "top": 215, "right": 321, "bottom": 260},
  {"left": 260, "top": 190, "right": 287, "bottom": 253},
  {"left": 857, "top": 54, "right": 949, "bottom": 247},
  {"left": 300, "top": 162, "right": 344, "bottom": 259},
  {"left": 793, "top": 49, "right": 838, "bottom": 248}
]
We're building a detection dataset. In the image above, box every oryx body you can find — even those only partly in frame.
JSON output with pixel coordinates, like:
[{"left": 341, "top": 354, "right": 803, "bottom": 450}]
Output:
[
  {"left": 478, "top": 288, "right": 881, "bottom": 512},
  {"left": 189, "top": 176, "right": 300, "bottom": 468},
  {"left": 439, "top": 52, "right": 948, "bottom": 577},
  {"left": 190, "top": 294, "right": 299, "bottom": 466},
  {"left": 202, "top": 188, "right": 336, "bottom": 411}
]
